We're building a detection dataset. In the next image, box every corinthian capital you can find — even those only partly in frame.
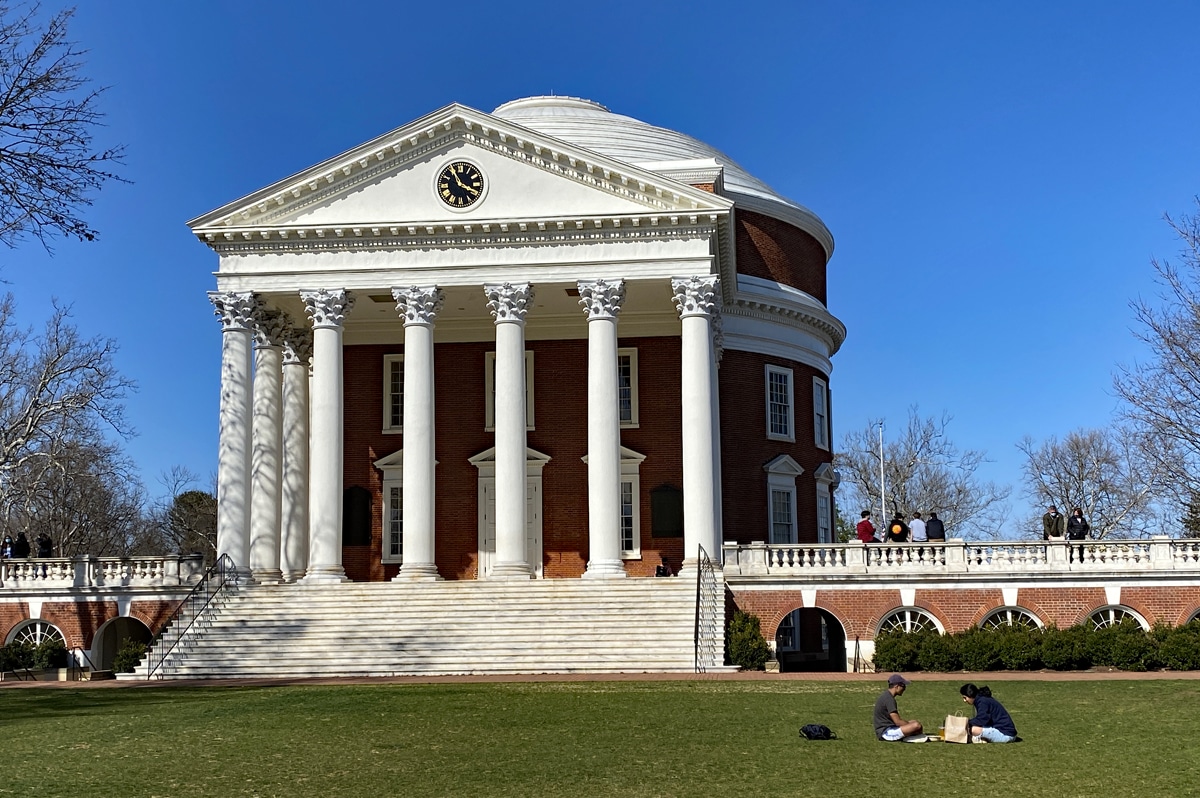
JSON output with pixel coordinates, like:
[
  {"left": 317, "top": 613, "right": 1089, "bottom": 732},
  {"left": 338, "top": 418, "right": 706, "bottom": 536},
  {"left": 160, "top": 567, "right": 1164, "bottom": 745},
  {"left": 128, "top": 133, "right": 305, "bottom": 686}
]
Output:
[
  {"left": 300, "top": 288, "right": 355, "bottom": 329},
  {"left": 252, "top": 307, "right": 288, "bottom": 349},
  {"left": 485, "top": 282, "right": 534, "bottom": 324},
  {"left": 209, "top": 291, "right": 257, "bottom": 332},
  {"left": 671, "top": 276, "right": 721, "bottom": 319},
  {"left": 281, "top": 324, "right": 313, "bottom": 366},
  {"left": 392, "top": 286, "right": 445, "bottom": 327},
  {"left": 577, "top": 279, "right": 626, "bottom": 322}
]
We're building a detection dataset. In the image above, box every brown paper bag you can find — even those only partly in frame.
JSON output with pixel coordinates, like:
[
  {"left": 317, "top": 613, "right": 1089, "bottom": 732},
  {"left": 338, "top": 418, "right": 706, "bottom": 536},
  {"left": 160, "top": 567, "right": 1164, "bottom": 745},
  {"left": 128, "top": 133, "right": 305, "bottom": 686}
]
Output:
[{"left": 944, "top": 712, "right": 971, "bottom": 744}]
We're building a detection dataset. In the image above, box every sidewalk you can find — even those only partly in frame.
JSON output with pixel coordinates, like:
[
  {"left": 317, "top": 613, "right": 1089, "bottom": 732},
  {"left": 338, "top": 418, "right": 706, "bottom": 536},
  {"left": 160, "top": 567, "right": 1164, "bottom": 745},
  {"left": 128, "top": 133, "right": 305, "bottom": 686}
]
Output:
[{"left": 5, "top": 667, "right": 1200, "bottom": 689}]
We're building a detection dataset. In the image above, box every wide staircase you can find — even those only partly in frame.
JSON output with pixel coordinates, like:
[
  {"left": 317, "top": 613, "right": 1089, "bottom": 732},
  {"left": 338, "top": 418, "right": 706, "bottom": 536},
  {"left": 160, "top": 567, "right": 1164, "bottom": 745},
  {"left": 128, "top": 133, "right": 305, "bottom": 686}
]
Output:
[{"left": 125, "top": 577, "right": 723, "bottom": 679}]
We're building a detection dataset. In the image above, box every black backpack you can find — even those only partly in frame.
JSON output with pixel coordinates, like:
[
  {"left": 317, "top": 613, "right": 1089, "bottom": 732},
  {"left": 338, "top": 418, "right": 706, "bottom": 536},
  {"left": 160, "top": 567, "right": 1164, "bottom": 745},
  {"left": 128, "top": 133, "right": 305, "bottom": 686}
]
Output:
[{"left": 799, "top": 724, "right": 836, "bottom": 740}]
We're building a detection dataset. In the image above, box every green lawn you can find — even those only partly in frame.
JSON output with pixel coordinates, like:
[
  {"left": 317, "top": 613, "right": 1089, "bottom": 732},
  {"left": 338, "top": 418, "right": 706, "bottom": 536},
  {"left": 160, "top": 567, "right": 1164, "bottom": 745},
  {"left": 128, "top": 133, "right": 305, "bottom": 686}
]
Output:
[{"left": 1, "top": 679, "right": 1195, "bottom": 798}]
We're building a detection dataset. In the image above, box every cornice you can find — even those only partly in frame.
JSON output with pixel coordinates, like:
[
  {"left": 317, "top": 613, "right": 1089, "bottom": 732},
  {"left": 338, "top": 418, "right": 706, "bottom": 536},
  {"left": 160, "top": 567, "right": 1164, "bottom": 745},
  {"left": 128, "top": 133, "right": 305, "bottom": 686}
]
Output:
[
  {"left": 200, "top": 212, "right": 725, "bottom": 256},
  {"left": 724, "top": 297, "right": 846, "bottom": 354},
  {"left": 188, "top": 105, "right": 732, "bottom": 235}
]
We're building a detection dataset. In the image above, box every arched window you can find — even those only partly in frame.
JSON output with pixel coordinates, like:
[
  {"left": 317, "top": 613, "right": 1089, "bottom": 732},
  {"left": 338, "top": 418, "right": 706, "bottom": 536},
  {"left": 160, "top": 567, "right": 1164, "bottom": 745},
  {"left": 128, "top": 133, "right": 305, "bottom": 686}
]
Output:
[
  {"left": 981, "top": 607, "right": 1042, "bottom": 630},
  {"left": 6, "top": 620, "right": 65, "bottom": 647},
  {"left": 878, "top": 608, "right": 940, "bottom": 634},
  {"left": 1088, "top": 606, "right": 1148, "bottom": 631}
]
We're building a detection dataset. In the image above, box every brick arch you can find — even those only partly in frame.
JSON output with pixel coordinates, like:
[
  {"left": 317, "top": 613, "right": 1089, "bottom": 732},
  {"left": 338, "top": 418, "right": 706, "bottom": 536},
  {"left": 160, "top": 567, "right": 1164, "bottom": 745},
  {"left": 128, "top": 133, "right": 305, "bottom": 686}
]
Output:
[
  {"left": 973, "top": 605, "right": 1048, "bottom": 629},
  {"left": 875, "top": 602, "right": 947, "bottom": 636},
  {"left": 1073, "top": 604, "right": 1150, "bottom": 630},
  {"left": 965, "top": 597, "right": 1010, "bottom": 629},
  {"left": 726, "top": 589, "right": 853, "bottom": 641}
]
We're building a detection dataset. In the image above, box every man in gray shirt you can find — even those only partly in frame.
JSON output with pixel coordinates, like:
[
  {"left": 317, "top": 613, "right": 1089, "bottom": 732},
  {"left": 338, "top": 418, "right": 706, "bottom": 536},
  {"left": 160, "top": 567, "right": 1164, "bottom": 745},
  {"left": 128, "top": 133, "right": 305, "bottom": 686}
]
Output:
[{"left": 873, "top": 674, "right": 923, "bottom": 741}]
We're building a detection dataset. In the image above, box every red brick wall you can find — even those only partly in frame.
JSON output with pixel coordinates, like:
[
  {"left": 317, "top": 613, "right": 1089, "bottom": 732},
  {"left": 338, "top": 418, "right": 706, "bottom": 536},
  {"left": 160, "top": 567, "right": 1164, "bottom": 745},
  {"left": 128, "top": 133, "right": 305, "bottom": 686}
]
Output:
[
  {"left": 735, "top": 209, "right": 828, "bottom": 303},
  {"left": 342, "top": 336, "right": 688, "bottom": 582},
  {"left": 1, "top": 599, "right": 180, "bottom": 649},
  {"left": 718, "top": 350, "right": 831, "bottom": 545}
]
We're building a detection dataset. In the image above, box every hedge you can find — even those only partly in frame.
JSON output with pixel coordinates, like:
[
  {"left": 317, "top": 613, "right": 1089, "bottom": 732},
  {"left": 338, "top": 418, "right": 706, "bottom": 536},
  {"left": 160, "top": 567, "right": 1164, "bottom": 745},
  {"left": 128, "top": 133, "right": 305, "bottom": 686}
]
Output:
[{"left": 873, "top": 619, "right": 1200, "bottom": 672}]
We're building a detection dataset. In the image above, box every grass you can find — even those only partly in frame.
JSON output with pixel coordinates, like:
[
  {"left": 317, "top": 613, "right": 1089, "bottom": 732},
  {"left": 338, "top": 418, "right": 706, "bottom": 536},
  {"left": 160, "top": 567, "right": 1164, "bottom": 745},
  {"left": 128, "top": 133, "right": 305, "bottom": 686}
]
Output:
[{"left": 1, "top": 679, "right": 1197, "bottom": 798}]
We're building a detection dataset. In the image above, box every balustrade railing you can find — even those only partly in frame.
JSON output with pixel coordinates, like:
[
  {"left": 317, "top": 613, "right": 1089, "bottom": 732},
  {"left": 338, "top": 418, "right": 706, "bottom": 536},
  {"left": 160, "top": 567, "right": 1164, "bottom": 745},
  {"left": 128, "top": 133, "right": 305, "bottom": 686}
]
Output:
[
  {"left": 694, "top": 545, "right": 722, "bottom": 673},
  {"left": 0, "top": 554, "right": 205, "bottom": 589},
  {"left": 723, "top": 537, "right": 1199, "bottom": 578}
]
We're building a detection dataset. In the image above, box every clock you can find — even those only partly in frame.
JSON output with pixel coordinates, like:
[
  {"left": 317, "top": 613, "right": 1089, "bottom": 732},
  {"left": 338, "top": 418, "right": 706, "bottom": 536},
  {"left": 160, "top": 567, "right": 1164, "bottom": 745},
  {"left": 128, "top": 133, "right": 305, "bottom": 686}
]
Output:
[{"left": 436, "top": 161, "right": 485, "bottom": 208}]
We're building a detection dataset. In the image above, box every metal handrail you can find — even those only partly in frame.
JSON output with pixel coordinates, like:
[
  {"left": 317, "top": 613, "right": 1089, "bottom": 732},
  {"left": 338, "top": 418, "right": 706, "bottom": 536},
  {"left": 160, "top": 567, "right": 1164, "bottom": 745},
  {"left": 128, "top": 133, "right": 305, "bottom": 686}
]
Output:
[
  {"left": 145, "top": 553, "right": 241, "bottom": 680},
  {"left": 69, "top": 646, "right": 98, "bottom": 681},
  {"left": 694, "top": 545, "right": 721, "bottom": 673}
]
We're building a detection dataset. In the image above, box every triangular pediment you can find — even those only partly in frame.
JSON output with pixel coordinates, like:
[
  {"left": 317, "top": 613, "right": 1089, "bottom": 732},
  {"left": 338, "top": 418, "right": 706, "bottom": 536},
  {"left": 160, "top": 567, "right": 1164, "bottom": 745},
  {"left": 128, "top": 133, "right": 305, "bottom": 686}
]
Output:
[{"left": 189, "top": 103, "right": 731, "bottom": 240}]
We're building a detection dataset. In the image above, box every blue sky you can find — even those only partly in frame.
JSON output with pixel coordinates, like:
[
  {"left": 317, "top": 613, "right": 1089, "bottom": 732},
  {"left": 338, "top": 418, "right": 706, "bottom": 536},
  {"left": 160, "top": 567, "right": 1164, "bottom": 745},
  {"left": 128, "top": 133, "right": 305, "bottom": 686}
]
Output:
[{"left": 6, "top": 2, "right": 1199, "bottom": 535}]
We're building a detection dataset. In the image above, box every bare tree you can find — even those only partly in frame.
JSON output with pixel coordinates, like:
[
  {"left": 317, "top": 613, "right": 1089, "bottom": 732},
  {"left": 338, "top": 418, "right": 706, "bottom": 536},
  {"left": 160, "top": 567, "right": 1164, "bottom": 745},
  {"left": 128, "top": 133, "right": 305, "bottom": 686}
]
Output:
[
  {"left": 1017, "top": 427, "right": 1164, "bottom": 539},
  {"left": 4, "top": 435, "right": 146, "bottom": 555},
  {"left": 0, "top": 293, "right": 135, "bottom": 539},
  {"left": 1114, "top": 199, "right": 1200, "bottom": 508},
  {"left": 0, "top": 3, "right": 125, "bottom": 250},
  {"left": 835, "top": 407, "right": 1010, "bottom": 539}
]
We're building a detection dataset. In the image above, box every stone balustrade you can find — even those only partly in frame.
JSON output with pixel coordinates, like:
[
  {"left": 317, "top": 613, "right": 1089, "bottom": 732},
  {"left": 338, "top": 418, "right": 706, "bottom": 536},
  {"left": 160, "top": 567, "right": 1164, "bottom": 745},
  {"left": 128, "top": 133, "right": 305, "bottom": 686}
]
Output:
[
  {"left": 0, "top": 555, "right": 205, "bottom": 590},
  {"left": 722, "top": 537, "right": 1200, "bottom": 578}
]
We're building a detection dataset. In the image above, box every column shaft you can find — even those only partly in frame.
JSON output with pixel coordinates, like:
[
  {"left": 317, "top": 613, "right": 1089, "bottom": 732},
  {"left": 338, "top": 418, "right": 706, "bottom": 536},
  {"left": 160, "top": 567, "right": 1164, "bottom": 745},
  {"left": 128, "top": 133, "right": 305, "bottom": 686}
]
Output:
[
  {"left": 393, "top": 286, "right": 444, "bottom": 581},
  {"left": 486, "top": 283, "right": 533, "bottom": 579},
  {"left": 301, "top": 289, "right": 353, "bottom": 583},
  {"left": 280, "top": 331, "right": 311, "bottom": 582},
  {"left": 209, "top": 292, "right": 256, "bottom": 577},
  {"left": 249, "top": 340, "right": 284, "bottom": 582}
]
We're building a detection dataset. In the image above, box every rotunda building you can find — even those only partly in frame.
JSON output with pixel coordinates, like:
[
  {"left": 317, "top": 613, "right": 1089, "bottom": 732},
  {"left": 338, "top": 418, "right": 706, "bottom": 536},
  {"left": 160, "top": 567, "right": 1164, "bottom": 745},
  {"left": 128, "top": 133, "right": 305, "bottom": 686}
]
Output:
[{"left": 190, "top": 95, "right": 845, "bottom": 585}]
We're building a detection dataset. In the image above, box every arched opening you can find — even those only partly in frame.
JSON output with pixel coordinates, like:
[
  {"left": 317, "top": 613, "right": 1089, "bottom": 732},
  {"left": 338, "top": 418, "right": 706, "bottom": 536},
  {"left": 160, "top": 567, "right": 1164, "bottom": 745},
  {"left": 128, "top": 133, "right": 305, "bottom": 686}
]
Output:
[
  {"left": 877, "top": 608, "right": 942, "bottom": 635},
  {"left": 5, "top": 619, "right": 65, "bottom": 646},
  {"left": 90, "top": 616, "right": 153, "bottom": 672},
  {"left": 1088, "top": 605, "right": 1148, "bottom": 631},
  {"left": 980, "top": 607, "right": 1043, "bottom": 630},
  {"left": 774, "top": 608, "right": 847, "bottom": 672}
]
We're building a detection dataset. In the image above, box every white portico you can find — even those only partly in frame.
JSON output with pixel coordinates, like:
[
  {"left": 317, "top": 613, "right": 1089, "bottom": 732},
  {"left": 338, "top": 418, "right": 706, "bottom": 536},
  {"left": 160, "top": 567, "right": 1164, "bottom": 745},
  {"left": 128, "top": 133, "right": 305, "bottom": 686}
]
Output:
[{"left": 195, "top": 98, "right": 747, "bottom": 582}]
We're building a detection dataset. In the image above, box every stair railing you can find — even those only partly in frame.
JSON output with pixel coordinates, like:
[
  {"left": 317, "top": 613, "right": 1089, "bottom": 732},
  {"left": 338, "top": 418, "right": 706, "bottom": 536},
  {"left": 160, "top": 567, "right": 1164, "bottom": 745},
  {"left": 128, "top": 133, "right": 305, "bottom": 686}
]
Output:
[
  {"left": 694, "top": 545, "right": 722, "bottom": 672},
  {"left": 145, "top": 553, "right": 241, "bottom": 680},
  {"left": 69, "top": 647, "right": 98, "bottom": 682}
]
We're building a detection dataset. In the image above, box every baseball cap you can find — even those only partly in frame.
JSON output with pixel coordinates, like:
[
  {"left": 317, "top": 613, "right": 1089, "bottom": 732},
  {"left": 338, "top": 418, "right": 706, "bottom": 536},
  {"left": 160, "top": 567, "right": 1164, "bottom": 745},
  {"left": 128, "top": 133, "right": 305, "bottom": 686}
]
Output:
[{"left": 888, "top": 673, "right": 910, "bottom": 687}]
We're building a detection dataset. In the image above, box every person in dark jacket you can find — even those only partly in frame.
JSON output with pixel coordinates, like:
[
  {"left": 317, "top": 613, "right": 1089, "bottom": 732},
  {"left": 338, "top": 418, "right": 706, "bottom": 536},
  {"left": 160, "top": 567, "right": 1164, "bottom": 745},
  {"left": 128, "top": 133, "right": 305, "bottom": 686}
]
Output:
[
  {"left": 960, "top": 683, "right": 1019, "bottom": 743},
  {"left": 925, "top": 513, "right": 946, "bottom": 541},
  {"left": 35, "top": 533, "right": 52, "bottom": 558},
  {"left": 1066, "top": 508, "right": 1090, "bottom": 563},
  {"left": 12, "top": 532, "right": 30, "bottom": 558},
  {"left": 884, "top": 514, "right": 909, "bottom": 543},
  {"left": 1042, "top": 505, "right": 1065, "bottom": 540}
]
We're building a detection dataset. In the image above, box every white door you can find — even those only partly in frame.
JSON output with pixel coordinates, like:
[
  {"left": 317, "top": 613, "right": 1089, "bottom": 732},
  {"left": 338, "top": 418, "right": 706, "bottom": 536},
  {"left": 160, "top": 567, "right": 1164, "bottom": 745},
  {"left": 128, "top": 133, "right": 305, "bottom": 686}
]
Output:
[{"left": 478, "top": 478, "right": 543, "bottom": 578}]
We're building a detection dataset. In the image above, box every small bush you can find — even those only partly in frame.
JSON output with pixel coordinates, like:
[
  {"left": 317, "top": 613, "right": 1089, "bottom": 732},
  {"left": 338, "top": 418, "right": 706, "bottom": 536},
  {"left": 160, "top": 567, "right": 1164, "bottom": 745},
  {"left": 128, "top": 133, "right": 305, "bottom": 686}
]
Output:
[
  {"left": 872, "top": 628, "right": 921, "bottom": 672},
  {"left": 1157, "top": 622, "right": 1200, "bottom": 670},
  {"left": 112, "top": 639, "right": 147, "bottom": 674},
  {"left": 995, "top": 627, "right": 1044, "bottom": 670},
  {"left": 1089, "top": 619, "right": 1158, "bottom": 671},
  {"left": 34, "top": 638, "right": 68, "bottom": 670},
  {"left": 1041, "top": 625, "right": 1091, "bottom": 670},
  {"left": 916, "top": 630, "right": 959, "bottom": 672},
  {"left": 0, "top": 641, "right": 37, "bottom": 671},
  {"left": 726, "top": 611, "right": 770, "bottom": 671},
  {"left": 957, "top": 627, "right": 1001, "bottom": 672}
]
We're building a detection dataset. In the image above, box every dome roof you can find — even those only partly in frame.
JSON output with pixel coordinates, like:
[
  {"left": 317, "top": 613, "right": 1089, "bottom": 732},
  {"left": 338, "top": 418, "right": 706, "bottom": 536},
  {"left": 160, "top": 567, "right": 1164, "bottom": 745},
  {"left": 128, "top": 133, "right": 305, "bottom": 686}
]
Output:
[{"left": 492, "top": 96, "right": 832, "bottom": 255}]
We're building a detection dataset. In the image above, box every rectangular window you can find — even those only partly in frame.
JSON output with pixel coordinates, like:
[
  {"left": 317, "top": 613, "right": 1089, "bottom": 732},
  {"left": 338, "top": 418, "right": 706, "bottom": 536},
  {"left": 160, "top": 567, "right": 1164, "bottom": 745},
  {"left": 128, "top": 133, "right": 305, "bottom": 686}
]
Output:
[
  {"left": 382, "top": 355, "right": 403, "bottom": 433},
  {"left": 770, "top": 488, "right": 795, "bottom": 544},
  {"left": 817, "top": 491, "right": 832, "bottom": 544},
  {"left": 617, "top": 348, "right": 639, "bottom": 427},
  {"left": 383, "top": 483, "right": 402, "bottom": 563},
  {"left": 765, "top": 365, "right": 794, "bottom": 442},
  {"left": 620, "top": 480, "right": 635, "bottom": 553},
  {"left": 813, "top": 376, "right": 830, "bottom": 450},
  {"left": 484, "top": 351, "right": 535, "bottom": 431}
]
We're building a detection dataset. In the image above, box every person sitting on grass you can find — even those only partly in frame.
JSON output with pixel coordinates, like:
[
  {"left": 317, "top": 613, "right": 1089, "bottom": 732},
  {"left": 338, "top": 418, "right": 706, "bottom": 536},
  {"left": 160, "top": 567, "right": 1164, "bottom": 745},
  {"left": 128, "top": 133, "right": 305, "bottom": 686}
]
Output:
[
  {"left": 960, "top": 683, "right": 1020, "bottom": 743},
  {"left": 874, "top": 673, "right": 923, "bottom": 741}
]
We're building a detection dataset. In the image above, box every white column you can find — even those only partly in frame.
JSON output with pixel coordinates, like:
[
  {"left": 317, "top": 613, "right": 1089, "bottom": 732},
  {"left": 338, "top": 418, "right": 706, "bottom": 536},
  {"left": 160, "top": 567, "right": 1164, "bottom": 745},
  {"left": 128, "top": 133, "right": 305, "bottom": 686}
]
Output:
[
  {"left": 578, "top": 279, "right": 627, "bottom": 579},
  {"left": 300, "top": 288, "right": 354, "bottom": 583},
  {"left": 209, "top": 291, "right": 256, "bottom": 577},
  {"left": 672, "top": 275, "right": 720, "bottom": 576},
  {"left": 280, "top": 326, "right": 311, "bottom": 582},
  {"left": 249, "top": 308, "right": 285, "bottom": 584},
  {"left": 711, "top": 314, "right": 725, "bottom": 564},
  {"left": 392, "top": 286, "right": 444, "bottom": 581},
  {"left": 485, "top": 282, "right": 534, "bottom": 580}
]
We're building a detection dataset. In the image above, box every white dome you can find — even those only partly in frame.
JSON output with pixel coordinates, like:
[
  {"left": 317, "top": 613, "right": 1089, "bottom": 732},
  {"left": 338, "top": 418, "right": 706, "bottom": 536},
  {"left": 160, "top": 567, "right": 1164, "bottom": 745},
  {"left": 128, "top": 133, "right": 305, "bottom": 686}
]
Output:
[{"left": 492, "top": 96, "right": 832, "bottom": 255}]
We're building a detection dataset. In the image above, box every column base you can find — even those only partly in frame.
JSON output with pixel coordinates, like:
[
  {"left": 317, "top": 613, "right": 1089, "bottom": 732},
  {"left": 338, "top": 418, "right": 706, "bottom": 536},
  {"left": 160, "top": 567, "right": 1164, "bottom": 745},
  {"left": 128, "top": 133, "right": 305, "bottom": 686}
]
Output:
[
  {"left": 582, "top": 559, "right": 628, "bottom": 579},
  {"left": 300, "top": 566, "right": 348, "bottom": 583},
  {"left": 393, "top": 563, "right": 443, "bottom": 581},
  {"left": 488, "top": 562, "right": 533, "bottom": 580},
  {"left": 676, "top": 559, "right": 699, "bottom": 580},
  {"left": 251, "top": 568, "right": 283, "bottom": 585},
  {"left": 280, "top": 570, "right": 307, "bottom": 583}
]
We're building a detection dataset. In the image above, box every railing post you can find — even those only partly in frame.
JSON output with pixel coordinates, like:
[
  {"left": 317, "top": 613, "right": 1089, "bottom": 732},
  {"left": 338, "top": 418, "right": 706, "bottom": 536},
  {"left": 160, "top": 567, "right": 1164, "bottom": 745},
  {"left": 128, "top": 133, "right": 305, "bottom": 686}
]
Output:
[
  {"left": 1151, "top": 535, "right": 1173, "bottom": 570},
  {"left": 944, "top": 539, "right": 968, "bottom": 573},
  {"left": 848, "top": 541, "right": 869, "bottom": 574},
  {"left": 1047, "top": 539, "right": 1069, "bottom": 569},
  {"left": 72, "top": 555, "right": 91, "bottom": 588},
  {"left": 164, "top": 555, "right": 182, "bottom": 585},
  {"left": 743, "top": 541, "right": 769, "bottom": 575}
]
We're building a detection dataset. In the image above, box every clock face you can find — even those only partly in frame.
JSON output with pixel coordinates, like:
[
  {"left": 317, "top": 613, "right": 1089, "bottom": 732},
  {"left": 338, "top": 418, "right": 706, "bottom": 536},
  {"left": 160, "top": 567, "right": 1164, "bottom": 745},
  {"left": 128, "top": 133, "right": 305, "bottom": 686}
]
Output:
[{"left": 436, "top": 161, "right": 485, "bottom": 208}]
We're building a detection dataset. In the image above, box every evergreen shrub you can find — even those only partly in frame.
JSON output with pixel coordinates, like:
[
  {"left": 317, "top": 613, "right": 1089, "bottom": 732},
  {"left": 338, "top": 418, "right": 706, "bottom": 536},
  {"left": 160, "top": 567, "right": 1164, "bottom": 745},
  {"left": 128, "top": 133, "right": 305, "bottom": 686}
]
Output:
[
  {"left": 0, "top": 641, "right": 36, "bottom": 671},
  {"left": 1156, "top": 621, "right": 1200, "bottom": 670},
  {"left": 112, "top": 639, "right": 147, "bottom": 674},
  {"left": 33, "top": 637, "right": 68, "bottom": 670},
  {"left": 726, "top": 610, "right": 770, "bottom": 671}
]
